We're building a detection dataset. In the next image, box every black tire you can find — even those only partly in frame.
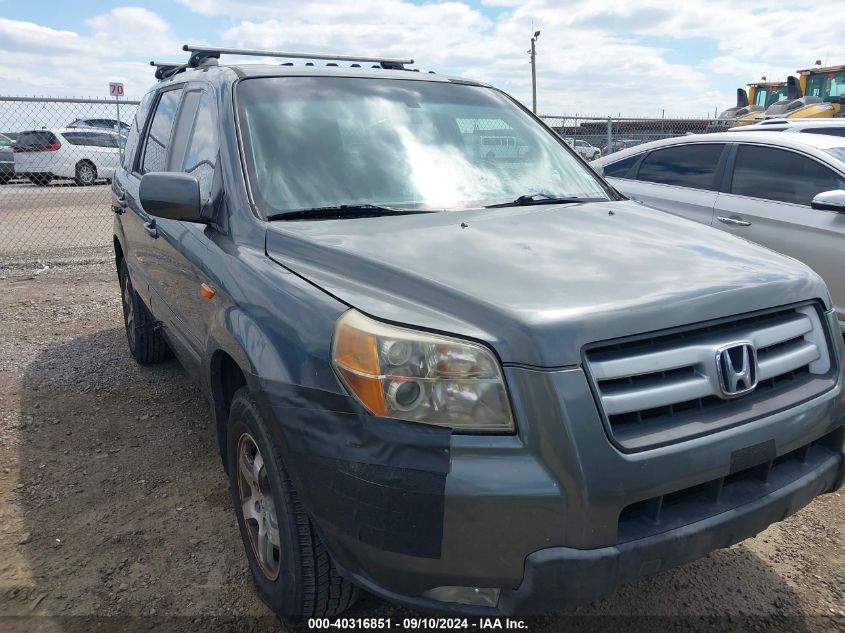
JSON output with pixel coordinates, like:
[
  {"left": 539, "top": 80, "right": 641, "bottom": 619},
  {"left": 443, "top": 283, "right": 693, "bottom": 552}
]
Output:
[
  {"left": 118, "top": 259, "right": 170, "bottom": 364},
  {"left": 27, "top": 173, "right": 52, "bottom": 186},
  {"left": 227, "top": 388, "right": 359, "bottom": 622},
  {"left": 75, "top": 161, "right": 97, "bottom": 186}
]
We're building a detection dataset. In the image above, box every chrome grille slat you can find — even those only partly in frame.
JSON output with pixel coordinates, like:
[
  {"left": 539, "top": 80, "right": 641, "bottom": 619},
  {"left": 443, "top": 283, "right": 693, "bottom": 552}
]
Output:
[
  {"left": 601, "top": 374, "right": 712, "bottom": 416},
  {"left": 586, "top": 305, "right": 833, "bottom": 450},
  {"left": 757, "top": 340, "right": 820, "bottom": 381}
]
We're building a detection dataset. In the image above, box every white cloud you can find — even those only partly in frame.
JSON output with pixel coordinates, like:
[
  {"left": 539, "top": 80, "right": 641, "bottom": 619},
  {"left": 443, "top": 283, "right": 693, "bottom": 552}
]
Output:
[
  {"left": 2, "top": 1, "right": 845, "bottom": 118},
  {"left": 0, "top": 7, "right": 177, "bottom": 99}
]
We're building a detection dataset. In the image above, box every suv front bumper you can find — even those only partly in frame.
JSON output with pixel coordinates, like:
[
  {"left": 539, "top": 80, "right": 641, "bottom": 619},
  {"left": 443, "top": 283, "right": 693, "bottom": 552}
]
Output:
[{"left": 334, "top": 440, "right": 844, "bottom": 616}]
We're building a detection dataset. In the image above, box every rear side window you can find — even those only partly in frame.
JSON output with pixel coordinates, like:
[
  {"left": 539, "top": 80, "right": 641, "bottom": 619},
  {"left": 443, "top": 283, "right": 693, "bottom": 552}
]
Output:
[
  {"left": 802, "top": 128, "right": 845, "bottom": 138},
  {"left": 64, "top": 132, "right": 118, "bottom": 148},
  {"left": 123, "top": 91, "right": 154, "bottom": 171},
  {"left": 730, "top": 145, "right": 845, "bottom": 205},
  {"left": 603, "top": 154, "right": 640, "bottom": 179},
  {"left": 142, "top": 88, "right": 183, "bottom": 174},
  {"left": 637, "top": 143, "right": 724, "bottom": 189}
]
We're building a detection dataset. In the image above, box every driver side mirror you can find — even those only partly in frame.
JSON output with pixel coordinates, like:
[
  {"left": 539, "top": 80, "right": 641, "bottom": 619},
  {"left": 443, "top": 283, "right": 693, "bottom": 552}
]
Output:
[
  {"left": 810, "top": 190, "right": 845, "bottom": 213},
  {"left": 139, "top": 172, "right": 204, "bottom": 222}
]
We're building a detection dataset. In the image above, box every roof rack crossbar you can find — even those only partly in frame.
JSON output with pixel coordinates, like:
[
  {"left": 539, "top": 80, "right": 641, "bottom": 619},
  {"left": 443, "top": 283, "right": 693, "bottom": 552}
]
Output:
[{"left": 182, "top": 44, "right": 413, "bottom": 67}]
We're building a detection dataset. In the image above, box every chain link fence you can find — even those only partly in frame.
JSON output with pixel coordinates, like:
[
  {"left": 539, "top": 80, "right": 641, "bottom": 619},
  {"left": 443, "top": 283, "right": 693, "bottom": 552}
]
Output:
[
  {"left": 538, "top": 115, "right": 714, "bottom": 161},
  {"left": 0, "top": 96, "right": 139, "bottom": 263},
  {"left": 0, "top": 96, "right": 719, "bottom": 263}
]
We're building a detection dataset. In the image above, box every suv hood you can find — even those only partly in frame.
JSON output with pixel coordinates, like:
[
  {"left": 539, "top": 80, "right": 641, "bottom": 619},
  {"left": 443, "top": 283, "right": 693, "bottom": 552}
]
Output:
[{"left": 265, "top": 200, "right": 828, "bottom": 367}]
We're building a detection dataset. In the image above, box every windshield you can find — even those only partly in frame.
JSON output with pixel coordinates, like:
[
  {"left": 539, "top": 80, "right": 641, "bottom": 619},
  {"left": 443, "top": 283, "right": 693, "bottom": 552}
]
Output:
[
  {"left": 236, "top": 76, "right": 611, "bottom": 216},
  {"left": 806, "top": 70, "right": 845, "bottom": 99},
  {"left": 756, "top": 86, "right": 789, "bottom": 107}
]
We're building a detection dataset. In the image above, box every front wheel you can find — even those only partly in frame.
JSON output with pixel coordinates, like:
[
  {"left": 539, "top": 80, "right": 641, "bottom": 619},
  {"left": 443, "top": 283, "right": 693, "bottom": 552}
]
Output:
[{"left": 227, "top": 388, "right": 359, "bottom": 622}]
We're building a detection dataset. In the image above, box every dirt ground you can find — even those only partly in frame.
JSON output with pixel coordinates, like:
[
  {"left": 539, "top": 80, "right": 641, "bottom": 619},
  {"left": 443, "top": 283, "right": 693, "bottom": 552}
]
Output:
[{"left": 0, "top": 258, "right": 843, "bottom": 633}]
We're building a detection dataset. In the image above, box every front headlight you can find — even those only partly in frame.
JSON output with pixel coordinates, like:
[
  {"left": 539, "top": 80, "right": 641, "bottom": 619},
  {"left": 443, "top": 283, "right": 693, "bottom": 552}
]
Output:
[{"left": 331, "top": 310, "right": 514, "bottom": 433}]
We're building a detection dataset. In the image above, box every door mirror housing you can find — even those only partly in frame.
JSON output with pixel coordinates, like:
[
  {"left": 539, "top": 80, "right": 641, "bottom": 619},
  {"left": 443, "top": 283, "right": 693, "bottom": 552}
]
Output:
[
  {"left": 139, "top": 172, "right": 204, "bottom": 222},
  {"left": 810, "top": 189, "right": 845, "bottom": 213}
]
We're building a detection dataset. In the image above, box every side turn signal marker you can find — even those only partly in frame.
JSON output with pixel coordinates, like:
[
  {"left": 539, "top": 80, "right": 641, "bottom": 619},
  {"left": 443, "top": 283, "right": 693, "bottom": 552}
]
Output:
[{"left": 200, "top": 282, "right": 216, "bottom": 299}]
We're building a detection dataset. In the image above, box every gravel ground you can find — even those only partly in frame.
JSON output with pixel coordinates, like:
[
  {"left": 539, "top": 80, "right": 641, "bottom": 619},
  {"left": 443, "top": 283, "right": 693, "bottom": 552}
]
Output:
[
  {"left": 0, "top": 183, "right": 112, "bottom": 257},
  {"left": 0, "top": 257, "right": 843, "bottom": 633}
]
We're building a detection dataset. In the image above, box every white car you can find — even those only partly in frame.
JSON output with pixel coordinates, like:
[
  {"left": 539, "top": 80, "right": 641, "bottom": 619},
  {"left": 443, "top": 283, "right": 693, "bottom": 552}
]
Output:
[
  {"left": 728, "top": 118, "right": 845, "bottom": 137},
  {"left": 563, "top": 137, "right": 601, "bottom": 161},
  {"left": 593, "top": 131, "right": 845, "bottom": 332},
  {"left": 13, "top": 128, "right": 122, "bottom": 186}
]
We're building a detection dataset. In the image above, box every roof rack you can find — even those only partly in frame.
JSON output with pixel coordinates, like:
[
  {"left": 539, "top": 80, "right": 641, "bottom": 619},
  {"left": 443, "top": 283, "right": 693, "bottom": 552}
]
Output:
[
  {"left": 150, "top": 60, "right": 189, "bottom": 80},
  {"left": 182, "top": 44, "right": 414, "bottom": 70}
]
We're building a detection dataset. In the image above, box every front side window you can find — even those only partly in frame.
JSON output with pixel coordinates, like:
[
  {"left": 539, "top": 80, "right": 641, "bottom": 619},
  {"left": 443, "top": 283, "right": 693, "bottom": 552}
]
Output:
[
  {"left": 236, "top": 77, "right": 611, "bottom": 216},
  {"left": 142, "top": 88, "right": 183, "bottom": 174},
  {"left": 636, "top": 143, "right": 724, "bottom": 189},
  {"left": 182, "top": 92, "right": 218, "bottom": 201},
  {"left": 731, "top": 145, "right": 845, "bottom": 205},
  {"left": 603, "top": 154, "right": 640, "bottom": 179}
]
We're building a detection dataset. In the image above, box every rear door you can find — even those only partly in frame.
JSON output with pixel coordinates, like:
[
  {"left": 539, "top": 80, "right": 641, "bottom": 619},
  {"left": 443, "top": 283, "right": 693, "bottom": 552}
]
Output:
[
  {"left": 88, "top": 132, "right": 122, "bottom": 178},
  {"left": 714, "top": 143, "right": 845, "bottom": 326},
  {"left": 605, "top": 142, "right": 727, "bottom": 226},
  {"left": 118, "top": 87, "right": 183, "bottom": 310}
]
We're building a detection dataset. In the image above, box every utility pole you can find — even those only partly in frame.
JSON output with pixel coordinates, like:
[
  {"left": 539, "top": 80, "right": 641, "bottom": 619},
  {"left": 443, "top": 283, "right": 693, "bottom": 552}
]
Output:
[{"left": 529, "top": 30, "right": 540, "bottom": 113}]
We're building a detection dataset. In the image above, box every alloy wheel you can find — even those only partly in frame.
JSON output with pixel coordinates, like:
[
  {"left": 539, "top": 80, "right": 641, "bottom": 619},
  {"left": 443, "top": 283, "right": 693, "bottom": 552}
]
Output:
[{"left": 237, "top": 432, "right": 281, "bottom": 580}]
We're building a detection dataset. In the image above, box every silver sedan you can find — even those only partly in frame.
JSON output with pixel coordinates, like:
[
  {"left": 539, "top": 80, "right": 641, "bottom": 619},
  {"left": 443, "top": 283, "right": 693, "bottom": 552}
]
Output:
[{"left": 593, "top": 131, "right": 845, "bottom": 333}]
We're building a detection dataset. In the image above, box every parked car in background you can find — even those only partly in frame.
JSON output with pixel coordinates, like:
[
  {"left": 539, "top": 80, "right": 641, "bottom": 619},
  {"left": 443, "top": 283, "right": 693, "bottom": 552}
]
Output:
[
  {"left": 0, "top": 134, "right": 14, "bottom": 184},
  {"left": 600, "top": 138, "right": 644, "bottom": 156},
  {"left": 112, "top": 46, "right": 845, "bottom": 622},
  {"left": 728, "top": 117, "right": 845, "bottom": 137},
  {"left": 68, "top": 117, "right": 130, "bottom": 136},
  {"left": 593, "top": 131, "right": 845, "bottom": 333},
  {"left": 477, "top": 134, "right": 529, "bottom": 161},
  {"left": 13, "top": 128, "right": 122, "bottom": 186},
  {"left": 564, "top": 137, "right": 601, "bottom": 160}
]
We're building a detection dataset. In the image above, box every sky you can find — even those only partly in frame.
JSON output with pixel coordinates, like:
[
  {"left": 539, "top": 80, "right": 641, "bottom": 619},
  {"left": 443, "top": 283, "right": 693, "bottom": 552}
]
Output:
[{"left": 0, "top": 0, "right": 844, "bottom": 117}]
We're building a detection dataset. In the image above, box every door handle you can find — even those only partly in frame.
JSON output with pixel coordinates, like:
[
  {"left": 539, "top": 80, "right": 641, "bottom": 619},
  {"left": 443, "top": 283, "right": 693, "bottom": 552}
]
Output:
[
  {"left": 144, "top": 220, "right": 159, "bottom": 239},
  {"left": 113, "top": 194, "right": 127, "bottom": 214},
  {"left": 717, "top": 215, "right": 752, "bottom": 227}
]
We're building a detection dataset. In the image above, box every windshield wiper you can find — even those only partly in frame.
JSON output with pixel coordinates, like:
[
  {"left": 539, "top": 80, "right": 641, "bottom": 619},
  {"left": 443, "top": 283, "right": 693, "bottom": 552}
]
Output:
[
  {"left": 485, "top": 193, "right": 605, "bottom": 208},
  {"left": 267, "top": 204, "right": 436, "bottom": 221}
]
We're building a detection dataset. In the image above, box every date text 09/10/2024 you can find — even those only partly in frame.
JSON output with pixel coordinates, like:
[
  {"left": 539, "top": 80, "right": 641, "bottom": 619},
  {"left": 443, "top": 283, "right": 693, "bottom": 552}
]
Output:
[{"left": 307, "top": 618, "right": 529, "bottom": 630}]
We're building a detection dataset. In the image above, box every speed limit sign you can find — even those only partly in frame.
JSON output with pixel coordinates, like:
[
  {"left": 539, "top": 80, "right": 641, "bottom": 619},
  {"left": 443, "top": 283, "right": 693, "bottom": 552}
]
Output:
[{"left": 109, "top": 82, "right": 125, "bottom": 97}]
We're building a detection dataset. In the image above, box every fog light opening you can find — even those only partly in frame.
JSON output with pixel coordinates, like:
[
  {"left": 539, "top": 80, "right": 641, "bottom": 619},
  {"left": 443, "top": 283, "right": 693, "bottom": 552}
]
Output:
[{"left": 421, "top": 586, "right": 501, "bottom": 607}]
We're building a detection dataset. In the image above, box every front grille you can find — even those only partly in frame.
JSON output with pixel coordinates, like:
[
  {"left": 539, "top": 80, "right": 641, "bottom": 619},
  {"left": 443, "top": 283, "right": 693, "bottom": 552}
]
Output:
[
  {"left": 585, "top": 304, "right": 835, "bottom": 451},
  {"left": 617, "top": 427, "right": 844, "bottom": 543}
]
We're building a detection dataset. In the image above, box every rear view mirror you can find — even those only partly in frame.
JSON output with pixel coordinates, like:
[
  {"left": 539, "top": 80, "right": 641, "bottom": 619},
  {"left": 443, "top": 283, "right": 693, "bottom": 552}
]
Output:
[
  {"left": 810, "top": 190, "right": 845, "bottom": 213},
  {"left": 139, "top": 172, "right": 203, "bottom": 222}
]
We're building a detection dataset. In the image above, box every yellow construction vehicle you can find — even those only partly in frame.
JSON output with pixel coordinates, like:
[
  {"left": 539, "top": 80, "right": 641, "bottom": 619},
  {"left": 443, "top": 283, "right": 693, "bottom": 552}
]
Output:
[
  {"left": 763, "top": 63, "right": 845, "bottom": 119},
  {"left": 710, "top": 79, "right": 792, "bottom": 130}
]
